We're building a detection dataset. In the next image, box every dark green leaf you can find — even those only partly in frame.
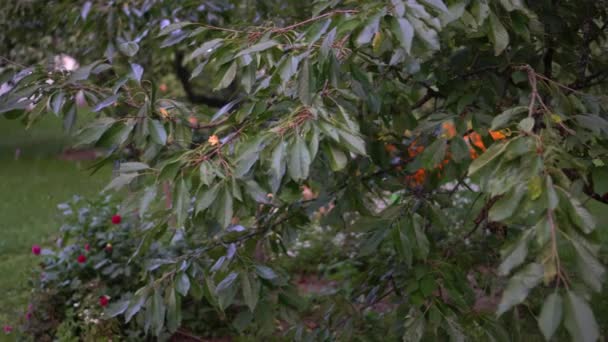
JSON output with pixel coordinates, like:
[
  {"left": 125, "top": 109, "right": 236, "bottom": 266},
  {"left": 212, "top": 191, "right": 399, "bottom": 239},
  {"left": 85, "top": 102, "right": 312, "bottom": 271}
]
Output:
[
  {"left": 236, "top": 40, "right": 278, "bottom": 57},
  {"left": 255, "top": 265, "right": 278, "bottom": 280},
  {"left": 391, "top": 18, "right": 414, "bottom": 54},
  {"left": 118, "top": 41, "right": 139, "bottom": 57},
  {"left": 298, "top": 59, "right": 312, "bottom": 105},
  {"left": 241, "top": 272, "right": 259, "bottom": 311},
  {"left": 489, "top": 12, "right": 509, "bottom": 56},
  {"left": 105, "top": 299, "right": 130, "bottom": 318},
  {"left": 564, "top": 291, "right": 599, "bottom": 342},
  {"left": 491, "top": 106, "right": 528, "bottom": 130},
  {"left": 420, "top": 139, "right": 447, "bottom": 169},
  {"left": 497, "top": 263, "right": 543, "bottom": 316},
  {"left": 468, "top": 140, "right": 509, "bottom": 175},
  {"left": 497, "top": 229, "right": 531, "bottom": 276},
  {"left": 197, "top": 183, "right": 220, "bottom": 213},
  {"left": 216, "top": 272, "right": 239, "bottom": 293},
  {"left": 93, "top": 94, "right": 119, "bottom": 112},
  {"left": 288, "top": 135, "right": 311, "bottom": 182},
  {"left": 149, "top": 119, "right": 167, "bottom": 145},
  {"left": 489, "top": 185, "right": 525, "bottom": 221},
  {"left": 151, "top": 288, "right": 166, "bottom": 336}
]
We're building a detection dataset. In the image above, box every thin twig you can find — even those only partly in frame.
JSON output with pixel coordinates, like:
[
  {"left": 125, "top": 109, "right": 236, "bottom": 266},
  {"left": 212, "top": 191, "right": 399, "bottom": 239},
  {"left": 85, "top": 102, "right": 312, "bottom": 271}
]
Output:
[{"left": 273, "top": 9, "right": 359, "bottom": 33}]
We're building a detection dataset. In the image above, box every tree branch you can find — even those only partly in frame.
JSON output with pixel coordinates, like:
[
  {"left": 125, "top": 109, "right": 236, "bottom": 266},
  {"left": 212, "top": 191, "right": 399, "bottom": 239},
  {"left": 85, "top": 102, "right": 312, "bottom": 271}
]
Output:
[{"left": 174, "top": 52, "right": 235, "bottom": 108}]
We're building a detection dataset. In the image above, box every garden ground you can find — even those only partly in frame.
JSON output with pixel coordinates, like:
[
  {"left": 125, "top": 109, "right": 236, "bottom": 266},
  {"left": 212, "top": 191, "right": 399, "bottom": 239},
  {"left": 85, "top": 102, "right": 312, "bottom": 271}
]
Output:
[{"left": 0, "top": 115, "right": 109, "bottom": 339}]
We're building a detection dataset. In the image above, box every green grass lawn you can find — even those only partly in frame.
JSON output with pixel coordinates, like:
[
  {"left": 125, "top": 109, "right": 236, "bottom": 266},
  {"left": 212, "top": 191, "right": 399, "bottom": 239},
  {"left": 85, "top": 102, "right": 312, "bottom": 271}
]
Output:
[{"left": 0, "top": 115, "right": 109, "bottom": 338}]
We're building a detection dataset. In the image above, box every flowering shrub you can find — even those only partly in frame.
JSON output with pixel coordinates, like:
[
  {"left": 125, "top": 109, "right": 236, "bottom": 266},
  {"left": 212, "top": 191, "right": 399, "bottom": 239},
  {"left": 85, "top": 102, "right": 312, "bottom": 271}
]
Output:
[{"left": 23, "top": 196, "right": 145, "bottom": 339}]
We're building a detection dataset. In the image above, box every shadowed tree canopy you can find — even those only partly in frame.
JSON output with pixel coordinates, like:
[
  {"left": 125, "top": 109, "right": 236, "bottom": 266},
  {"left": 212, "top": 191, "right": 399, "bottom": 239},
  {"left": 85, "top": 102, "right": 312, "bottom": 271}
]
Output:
[{"left": 2, "top": 0, "right": 608, "bottom": 340}]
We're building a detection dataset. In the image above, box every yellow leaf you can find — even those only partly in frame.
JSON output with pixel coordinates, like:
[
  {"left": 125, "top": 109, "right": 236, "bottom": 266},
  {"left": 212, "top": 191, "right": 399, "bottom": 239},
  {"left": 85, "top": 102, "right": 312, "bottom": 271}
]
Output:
[
  {"left": 528, "top": 176, "right": 542, "bottom": 200},
  {"left": 550, "top": 113, "right": 562, "bottom": 123},
  {"left": 372, "top": 31, "right": 383, "bottom": 51}
]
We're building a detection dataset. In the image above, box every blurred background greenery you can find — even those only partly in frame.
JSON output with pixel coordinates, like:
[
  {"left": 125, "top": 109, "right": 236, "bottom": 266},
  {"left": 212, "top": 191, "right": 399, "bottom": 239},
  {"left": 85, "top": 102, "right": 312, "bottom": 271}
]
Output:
[{"left": 0, "top": 115, "right": 109, "bottom": 334}]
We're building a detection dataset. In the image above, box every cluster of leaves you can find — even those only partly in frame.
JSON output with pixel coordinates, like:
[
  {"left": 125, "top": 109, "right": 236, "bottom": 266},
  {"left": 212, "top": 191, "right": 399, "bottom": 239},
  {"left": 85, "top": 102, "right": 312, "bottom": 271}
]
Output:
[{"left": 2, "top": 0, "right": 608, "bottom": 340}]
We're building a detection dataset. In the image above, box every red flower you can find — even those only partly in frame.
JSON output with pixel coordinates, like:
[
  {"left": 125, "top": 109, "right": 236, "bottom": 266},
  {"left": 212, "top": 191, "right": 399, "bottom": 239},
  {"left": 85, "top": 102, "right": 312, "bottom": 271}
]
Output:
[
  {"left": 32, "top": 244, "right": 41, "bottom": 255},
  {"left": 99, "top": 295, "right": 109, "bottom": 307},
  {"left": 84, "top": 243, "right": 90, "bottom": 252},
  {"left": 3, "top": 325, "right": 12, "bottom": 334},
  {"left": 25, "top": 312, "right": 32, "bottom": 320},
  {"left": 111, "top": 214, "right": 122, "bottom": 224},
  {"left": 77, "top": 254, "right": 87, "bottom": 264}
]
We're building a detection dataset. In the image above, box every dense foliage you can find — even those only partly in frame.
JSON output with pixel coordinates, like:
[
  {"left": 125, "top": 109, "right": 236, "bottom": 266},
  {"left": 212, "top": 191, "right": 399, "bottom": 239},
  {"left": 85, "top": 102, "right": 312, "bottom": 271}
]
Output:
[{"left": 2, "top": 0, "right": 608, "bottom": 340}]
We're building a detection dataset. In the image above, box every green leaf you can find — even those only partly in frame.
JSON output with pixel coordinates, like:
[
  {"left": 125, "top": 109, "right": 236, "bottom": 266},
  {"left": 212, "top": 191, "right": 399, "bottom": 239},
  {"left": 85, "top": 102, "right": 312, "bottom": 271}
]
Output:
[
  {"left": 491, "top": 106, "right": 528, "bottom": 130},
  {"left": 186, "top": 38, "right": 223, "bottom": 62},
  {"left": 327, "top": 144, "right": 348, "bottom": 171},
  {"left": 534, "top": 215, "right": 551, "bottom": 246},
  {"left": 592, "top": 167, "right": 608, "bottom": 194},
  {"left": 564, "top": 291, "right": 599, "bottom": 342},
  {"left": 69, "top": 61, "right": 100, "bottom": 82},
  {"left": 235, "top": 40, "right": 278, "bottom": 57},
  {"left": 217, "top": 186, "right": 233, "bottom": 228},
  {"left": 407, "top": 15, "right": 440, "bottom": 50},
  {"left": 298, "top": 59, "right": 312, "bottom": 106},
  {"left": 232, "top": 310, "right": 253, "bottom": 332},
  {"left": 216, "top": 62, "right": 237, "bottom": 90},
  {"left": 489, "top": 12, "right": 509, "bottom": 56},
  {"left": 391, "top": 18, "right": 414, "bottom": 54},
  {"left": 235, "top": 137, "right": 265, "bottom": 178},
  {"left": 556, "top": 187, "right": 596, "bottom": 233},
  {"left": 93, "top": 94, "right": 119, "bottom": 112},
  {"left": 572, "top": 238, "right": 605, "bottom": 292},
  {"left": 451, "top": 136, "right": 470, "bottom": 163},
  {"left": 104, "top": 173, "right": 139, "bottom": 192},
  {"left": 176, "top": 272, "right": 190, "bottom": 296},
  {"left": 166, "top": 288, "right": 180, "bottom": 333},
  {"left": 278, "top": 55, "right": 300, "bottom": 87},
  {"left": 288, "top": 135, "right": 311, "bottom": 182},
  {"left": 421, "top": 0, "right": 449, "bottom": 13},
  {"left": 420, "top": 139, "right": 447, "bottom": 169},
  {"left": 320, "top": 28, "right": 337, "bottom": 59},
  {"left": 125, "top": 290, "right": 147, "bottom": 323},
  {"left": 175, "top": 179, "right": 190, "bottom": 228},
  {"left": 118, "top": 41, "right": 139, "bottom": 57},
  {"left": 196, "top": 183, "right": 220, "bottom": 213},
  {"left": 119, "top": 162, "right": 149, "bottom": 173},
  {"left": 403, "top": 309, "right": 426, "bottom": 342},
  {"left": 130, "top": 63, "right": 144, "bottom": 83},
  {"left": 105, "top": 299, "right": 130, "bottom": 318},
  {"left": 75, "top": 117, "right": 116, "bottom": 146},
  {"left": 538, "top": 293, "right": 562, "bottom": 341},
  {"left": 51, "top": 91, "right": 65, "bottom": 115},
  {"left": 139, "top": 186, "right": 157, "bottom": 219},
  {"left": 356, "top": 12, "right": 382, "bottom": 46},
  {"left": 413, "top": 217, "right": 429, "bottom": 260},
  {"left": 545, "top": 176, "right": 559, "bottom": 210},
  {"left": 216, "top": 272, "right": 239, "bottom": 294},
  {"left": 199, "top": 162, "right": 217, "bottom": 186},
  {"left": 157, "top": 22, "right": 193, "bottom": 37},
  {"left": 518, "top": 117, "right": 535, "bottom": 132},
  {"left": 241, "top": 272, "right": 259, "bottom": 311},
  {"left": 489, "top": 186, "right": 525, "bottom": 221},
  {"left": 151, "top": 288, "right": 166, "bottom": 336},
  {"left": 337, "top": 129, "right": 367, "bottom": 156},
  {"left": 255, "top": 265, "right": 278, "bottom": 280},
  {"left": 270, "top": 141, "right": 286, "bottom": 193},
  {"left": 496, "top": 263, "right": 543, "bottom": 316},
  {"left": 497, "top": 229, "right": 531, "bottom": 276},
  {"left": 149, "top": 119, "right": 167, "bottom": 145},
  {"left": 468, "top": 140, "right": 509, "bottom": 175}
]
